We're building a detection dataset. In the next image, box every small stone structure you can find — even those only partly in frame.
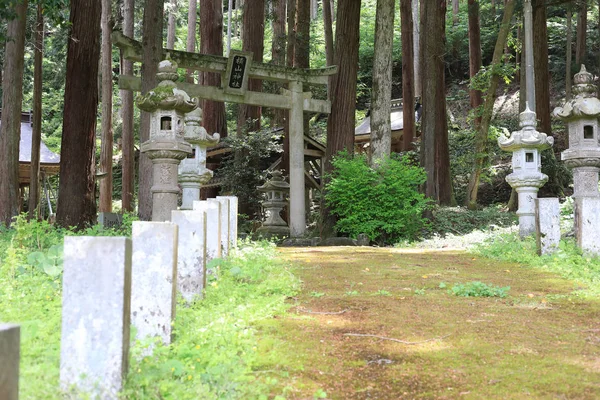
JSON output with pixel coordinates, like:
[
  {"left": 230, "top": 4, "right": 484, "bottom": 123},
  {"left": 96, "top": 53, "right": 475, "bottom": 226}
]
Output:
[
  {"left": 0, "top": 324, "right": 20, "bottom": 400},
  {"left": 217, "top": 196, "right": 238, "bottom": 249},
  {"left": 193, "top": 200, "right": 222, "bottom": 263},
  {"left": 98, "top": 212, "right": 123, "bottom": 229},
  {"left": 498, "top": 104, "right": 554, "bottom": 237},
  {"left": 575, "top": 197, "right": 600, "bottom": 255},
  {"left": 131, "top": 221, "right": 178, "bottom": 345},
  {"left": 60, "top": 237, "right": 132, "bottom": 399},
  {"left": 171, "top": 210, "right": 207, "bottom": 302},
  {"left": 137, "top": 59, "right": 195, "bottom": 221},
  {"left": 535, "top": 198, "right": 560, "bottom": 255},
  {"left": 214, "top": 197, "right": 231, "bottom": 256},
  {"left": 178, "top": 107, "right": 219, "bottom": 210},
  {"left": 256, "top": 171, "right": 290, "bottom": 236}
]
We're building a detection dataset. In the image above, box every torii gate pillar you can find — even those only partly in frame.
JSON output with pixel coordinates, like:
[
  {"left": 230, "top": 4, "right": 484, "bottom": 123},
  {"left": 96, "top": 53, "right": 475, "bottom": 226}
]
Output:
[{"left": 288, "top": 80, "right": 305, "bottom": 237}]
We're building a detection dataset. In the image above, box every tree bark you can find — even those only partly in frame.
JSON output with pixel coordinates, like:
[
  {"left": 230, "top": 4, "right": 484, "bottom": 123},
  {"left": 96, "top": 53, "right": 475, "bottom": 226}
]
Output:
[
  {"left": 167, "top": 0, "right": 177, "bottom": 50},
  {"left": 236, "top": 0, "right": 265, "bottom": 135},
  {"left": 29, "top": 4, "right": 44, "bottom": 220},
  {"left": 464, "top": 0, "right": 515, "bottom": 209},
  {"left": 0, "top": 0, "right": 28, "bottom": 227},
  {"left": 282, "top": 0, "right": 297, "bottom": 178},
  {"left": 412, "top": 0, "right": 421, "bottom": 98},
  {"left": 322, "top": 0, "right": 362, "bottom": 236},
  {"left": 421, "top": 0, "right": 452, "bottom": 205},
  {"left": 468, "top": 0, "right": 482, "bottom": 129},
  {"left": 200, "top": 0, "right": 228, "bottom": 138},
  {"left": 400, "top": 0, "right": 415, "bottom": 152},
  {"left": 139, "top": 0, "right": 164, "bottom": 220},
  {"left": 121, "top": 0, "right": 135, "bottom": 212},
  {"left": 532, "top": 0, "right": 551, "bottom": 135},
  {"left": 272, "top": 0, "right": 287, "bottom": 128},
  {"left": 186, "top": 0, "right": 197, "bottom": 82},
  {"left": 323, "top": 0, "right": 335, "bottom": 99},
  {"left": 566, "top": 7, "right": 572, "bottom": 100},
  {"left": 575, "top": 0, "right": 587, "bottom": 67},
  {"left": 370, "top": 0, "right": 395, "bottom": 162},
  {"left": 100, "top": 0, "right": 114, "bottom": 213},
  {"left": 295, "top": 0, "right": 310, "bottom": 69},
  {"left": 56, "top": 0, "right": 102, "bottom": 229}
]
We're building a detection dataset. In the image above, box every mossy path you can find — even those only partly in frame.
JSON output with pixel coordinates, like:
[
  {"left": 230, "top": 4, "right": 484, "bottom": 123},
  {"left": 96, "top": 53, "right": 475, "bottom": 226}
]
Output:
[{"left": 254, "top": 247, "right": 600, "bottom": 399}]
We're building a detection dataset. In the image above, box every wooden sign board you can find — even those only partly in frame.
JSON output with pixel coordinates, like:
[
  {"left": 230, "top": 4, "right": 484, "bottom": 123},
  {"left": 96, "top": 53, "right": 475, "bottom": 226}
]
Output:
[{"left": 224, "top": 51, "right": 253, "bottom": 95}]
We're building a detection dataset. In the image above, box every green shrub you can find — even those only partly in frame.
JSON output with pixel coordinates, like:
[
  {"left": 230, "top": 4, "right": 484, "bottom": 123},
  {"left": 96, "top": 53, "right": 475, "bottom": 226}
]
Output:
[
  {"left": 450, "top": 281, "right": 510, "bottom": 298},
  {"left": 324, "top": 152, "right": 430, "bottom": 245}
]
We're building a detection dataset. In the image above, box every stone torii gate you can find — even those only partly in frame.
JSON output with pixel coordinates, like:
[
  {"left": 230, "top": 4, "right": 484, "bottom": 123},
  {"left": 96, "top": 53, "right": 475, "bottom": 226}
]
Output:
[{"left": 112, "top": 32, "right": 336, "bottom": 237}]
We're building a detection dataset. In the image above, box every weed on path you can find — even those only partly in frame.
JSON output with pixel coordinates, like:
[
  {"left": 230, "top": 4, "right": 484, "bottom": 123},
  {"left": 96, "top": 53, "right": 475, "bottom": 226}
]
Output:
[{"left": 254, "top": 246, "right": 600, "bottom": 399}]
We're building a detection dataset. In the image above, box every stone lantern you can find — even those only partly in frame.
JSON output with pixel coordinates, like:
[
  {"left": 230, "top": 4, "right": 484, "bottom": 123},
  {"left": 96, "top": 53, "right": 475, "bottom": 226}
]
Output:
[
  {"left": 498, "top": 103, "right": 554, "bottom": 237},
  {"left": 137, "top": 59, "right": 196, "bottom": 221},
  {"left": 256, "top": 171, "right": 290, "bottom": 236},
  {"left": 554, "top": 65, "right": 600, "bottom": 200},
  {"left": 178, "top": 107, "right": 220, "bottom": 209}
]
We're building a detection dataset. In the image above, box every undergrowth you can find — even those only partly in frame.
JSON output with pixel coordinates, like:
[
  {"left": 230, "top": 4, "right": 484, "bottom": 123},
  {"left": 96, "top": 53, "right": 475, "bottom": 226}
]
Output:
[
  {"left": 475, "top": 233, "right": 600, "bottom": 296},
  {"left": 448, "top": 281, "right": 510, "bottom": 298},
  {"left": 0, "top": 217, "right": 302, "bottom": 399}
]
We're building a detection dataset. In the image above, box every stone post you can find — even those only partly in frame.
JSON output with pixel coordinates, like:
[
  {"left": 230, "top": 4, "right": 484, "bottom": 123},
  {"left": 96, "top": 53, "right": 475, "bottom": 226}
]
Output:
[
  {"left": 257, "top": 171, "right": 290, "bottom": 237},
  {"left": 498, "top": 104, "right": 553, "bottom": 237},
  {"left": 288, "top": 80, "right": 306, "bottom": 237},
  {"left": 179, "top": 107, "right": 220, "bottom": 210},
  {"left": 137, "top": 59, "right": 196, "bottom": 221},
  {"left": 0, "top": 324, "right": 19, "bottom": 400},
  {"left": 171, "top": 210, "right": 207, "bottom": 302},
  {"left": 193, "top": 200, "right": 222, "bottom": 262},
  {"left": 214, "top": 197, "right": 231, "bottom": 257},
  {"left": 575, "top": 197, "right": 600, "bottom": 256},
  {"left": 131, "top": 221, "right": 178, "bottom": 345},
  {"left": 535, "top": 198, "right": 560, "bottom": 255},
  {"left": 217, "top": 195, "right": 238, "bottom": 249},
  {"left": 60, "top": 237, "right": 132, "bottom": 399}
]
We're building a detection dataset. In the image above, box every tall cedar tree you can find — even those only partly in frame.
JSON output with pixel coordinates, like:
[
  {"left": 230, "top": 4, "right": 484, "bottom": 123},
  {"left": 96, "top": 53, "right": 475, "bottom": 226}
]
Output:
[
  {"left": 29, "top": 4, "right": 44, "bottom": 220},
  {"left": 322, "top": 0, "right": 362, "bottom": 236},
  {"left": 465, "top": 0, "right": 515, "bottom": 208},
  {"left": 468, "top": 0, "right": 482, "bottom": 129},
  {"left": 323, "top": 0, "right": 335, "bottom": 99},
  {"left": 100, "top": 0, "right": 113, "bottom": 212},
  {"left": 400, "top": 0, "right": 415, "bottom": 151},
  {"left": 186, "top": 0, "right": 197, "bottom": 82},
  {"left": 0, "top": 0, "right": 28, "bottom": 226},
  {"left": 56, "top": 0, "right": 101, "bottom": 229},
  {"left": 138, "top": 0, "right": 164, "bottom": 220},
  {"left": 121, "top": 0, "right": 135, "bottom": 212},
  {"left": 271, "top": 0, "right": 287, "bottom": 129},
  {"left": 575, "top": 0, "right": 586, "bottom": 67},
  {"left": 532, "top": 0, "right": 551, "bottom": 135},
  {"left": 200, "top": 0, "right": 228, "bottom": 200},
  {"left": 236, "top": 0, "right": 265, "bottom": 135},
  {"left": 370, "top": 0, "right": 395, "bottom": 161},
  {"left": 420, "top": 0, "right": 452, "bottom": 205}
]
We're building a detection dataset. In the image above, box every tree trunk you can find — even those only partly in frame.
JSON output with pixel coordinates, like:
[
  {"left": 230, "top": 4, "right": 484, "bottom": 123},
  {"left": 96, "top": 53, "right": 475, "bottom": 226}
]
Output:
[
  {"left": 139, "top": 0, "right": 164, "bottom": 221},
  {"left": 29, "top": 4, "right": 44, "bottom": 220},
  {"left": 271, "top": 0, "right": 286, "bottom": 128},
  {"left": 186, "top": 0, "right": 197, "bottom": 82},
  {"left": 100, "top": 0, "right": 114, "bottom": 213},
  {"left": 56, "top": 0, "right": 102, "bottom": 229},
  {"left": 200, "top": 0, "right": 228, "bottom": 138},
  {"left": 464, "top": 0, "right": 515, "bottom": 209},
  {"left": 322, "top": 0, "right": 362, "bottom": 236},
  {"left": 468, "top": 0, "right": 482, "bottom": 129},
  {"left": 237, "top": 0, "right": 265, "bottom": 135},
  {"left": 400, "top": 0, "right": 415, "bottom": 152},
  {"left": 421, "top": 0, "right": 452, "bottom": 205},
  {"left": 121, "top": 0, "right": 135, "bottom": 212},
  {"left": 295, "top": 0, "right": 310, "bottom": 69},
  {"left": 532, "top": 0, "right": 551, "bottom": 135},
  {"left": 167, "top": 0, "right": 177, "bottom": 50},
  {"left": 323, "top": 0, "right": 335, "bottom": 99},
  {"left": 575, "top": 0, "right": 587, "bottom": 67},
  {"left": 370, "top": 0, "right": 395, "bottom": 162},
  {"left": 452, "top": 0, "right": 459, "bottom": 25},
  {"left": 412, "top": 0, "right": 421, "bottom": 98},
  {"left": 282, "top": 0, "right": 297, "bottom": 177},
  {"left": 566, "top": 7, "right": 572, "bottom": 100},
  {"left": 0, "top": 0, "right": 28, "bottom": 227}
]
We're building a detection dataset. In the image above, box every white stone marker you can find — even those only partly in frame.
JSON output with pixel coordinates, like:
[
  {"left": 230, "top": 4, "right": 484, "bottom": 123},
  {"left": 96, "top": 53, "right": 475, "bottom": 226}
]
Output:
[
  {"left": 217, "top": 195, "right": 238, "bottom": 249},
  {"left": 575, "top": 197, "right": 600, "bottom": 256},
  {"left": 171, "top": 210, "right": 207, "bottom": 302},
  {"left": 535, "top": 198, "right": 560, "bottom": 255},
  {"left": 0, "top": 324, "right": 20, "bottom": 400},
  {"left": 131, "top": 221, "right": 178, "bottom": 345},
  {"left": 214, "top": 197, "right": 231, "bottom": 257},
  {"left": 60, "top": 237, "right": 132, "bottom": 399},
  {"left": 193, "top": 200, "right": 222, "bottom": 262}
]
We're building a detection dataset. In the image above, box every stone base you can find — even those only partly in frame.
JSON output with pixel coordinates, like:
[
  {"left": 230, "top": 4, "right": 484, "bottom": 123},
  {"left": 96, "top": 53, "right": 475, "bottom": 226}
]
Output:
[
  {"left": 279, "top": 237, "right": 320, "bottom": 247},
  {"left": 318, "top": 237, "right": 358, "bottom": 246}
]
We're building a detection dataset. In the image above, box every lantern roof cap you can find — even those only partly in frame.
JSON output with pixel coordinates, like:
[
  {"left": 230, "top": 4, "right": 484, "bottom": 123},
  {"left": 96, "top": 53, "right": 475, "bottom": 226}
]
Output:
[
  {"left": 554, "top": 64, "right": 600, "bottom": 121},
  {"left": 498, "top": 103, "right": 554, "bottom": 152},
  {"left": 257, "top": 170, "right": 290, "bottom": 192}
]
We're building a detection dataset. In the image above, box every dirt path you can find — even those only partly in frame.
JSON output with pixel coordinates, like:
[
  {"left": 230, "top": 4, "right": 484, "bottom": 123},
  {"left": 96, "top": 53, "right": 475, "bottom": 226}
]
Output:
[{"left": 254, "top": 247, "right": 600, "bottom": 399}]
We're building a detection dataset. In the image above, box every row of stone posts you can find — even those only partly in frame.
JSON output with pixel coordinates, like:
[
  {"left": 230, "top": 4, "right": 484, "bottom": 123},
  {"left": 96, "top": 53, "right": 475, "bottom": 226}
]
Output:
[{"left": 500, "top": 65, "right": 600, "bottom": 256}]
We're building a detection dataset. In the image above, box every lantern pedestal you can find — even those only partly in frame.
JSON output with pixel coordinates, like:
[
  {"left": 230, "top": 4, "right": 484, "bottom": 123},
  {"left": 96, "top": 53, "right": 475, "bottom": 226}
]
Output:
[{"left": 256, "top": 171, "right": 290, "bottom": 237}]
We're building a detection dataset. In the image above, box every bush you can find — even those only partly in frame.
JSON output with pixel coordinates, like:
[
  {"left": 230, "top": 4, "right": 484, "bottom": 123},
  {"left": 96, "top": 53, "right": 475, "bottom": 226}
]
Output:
[
  {"left": 324, "top": 152, "right": 429, "bottom": 244},
  {"left": 450, "top": 281, "right": 510, "bottom": 298}
]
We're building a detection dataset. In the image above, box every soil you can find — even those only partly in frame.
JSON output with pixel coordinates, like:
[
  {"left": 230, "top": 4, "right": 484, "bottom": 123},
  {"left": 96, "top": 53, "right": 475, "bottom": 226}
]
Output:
[{"left": 253, "top": 246, "right": 600, "bottom": 399}]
